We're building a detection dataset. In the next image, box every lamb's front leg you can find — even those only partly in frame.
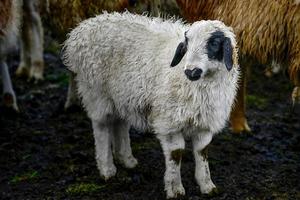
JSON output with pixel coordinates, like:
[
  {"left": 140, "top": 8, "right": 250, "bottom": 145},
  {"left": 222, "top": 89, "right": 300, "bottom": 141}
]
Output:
[
  {"left": 157, "top": 133, "right": 185, "bottom": 199},
  {"left": 192, "top": 133, "right": 218, "bottom": 195},
  {"left": 92, "top": 120, "right": 116, "bottom": 180}
]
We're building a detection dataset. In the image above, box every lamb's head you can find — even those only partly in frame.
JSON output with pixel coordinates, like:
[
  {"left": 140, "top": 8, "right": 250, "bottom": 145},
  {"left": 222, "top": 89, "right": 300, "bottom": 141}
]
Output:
[{"left": 171, "top": 20, "right": 238, "bottom": 81}]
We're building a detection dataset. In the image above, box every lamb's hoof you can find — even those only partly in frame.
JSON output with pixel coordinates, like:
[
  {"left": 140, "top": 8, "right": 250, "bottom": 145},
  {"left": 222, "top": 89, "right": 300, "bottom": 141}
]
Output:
[
  {"left": 15, "top": 64, "right": 29, "bottom": 78},
  {"left": 292, "top": 86, "right": 300, "bottom": 114},
  {"left": 3, "top": 93, "right": 19, "bottom": 112},
  {"left": 28, "top": 61, "right": 44, "bottom": 83},
  {"left": 230, "top": 117, "right": 251, "bottom": 134},
  {"left": 166, "top": 183, "right": 185, "bottom": 199},
  {"left": 100, "top": 165, "right": 117, "bottom": 181},
  {"left": 200, "top": 182, "right": 218, "bottom": 195},
  {"left": 120, "top": 156, "right": 138, "bottom": 169}
]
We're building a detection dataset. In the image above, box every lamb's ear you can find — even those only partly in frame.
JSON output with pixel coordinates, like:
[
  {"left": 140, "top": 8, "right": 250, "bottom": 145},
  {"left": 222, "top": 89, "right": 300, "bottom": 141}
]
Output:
[
  {"left": 170, "top": 41, "right": 187, "bottom": 67},
  {"left": 223, "top": 37, "right": 233, "bottom": 71}
]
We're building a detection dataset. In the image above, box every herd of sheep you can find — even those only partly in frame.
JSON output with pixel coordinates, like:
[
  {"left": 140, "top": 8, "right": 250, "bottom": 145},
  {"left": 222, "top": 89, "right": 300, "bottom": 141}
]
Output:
[{"left": 1, "top": 0, "right": 299, "bottom": 198}]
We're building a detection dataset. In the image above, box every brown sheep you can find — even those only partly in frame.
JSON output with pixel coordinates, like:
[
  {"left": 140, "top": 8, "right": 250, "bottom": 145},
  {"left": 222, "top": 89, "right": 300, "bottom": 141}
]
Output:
[
  {"left": 176, "top": 0, "right": 300, "bottom": 133},
  {"left": 0, "top": 0, "right": 22, "bottom": 111}
]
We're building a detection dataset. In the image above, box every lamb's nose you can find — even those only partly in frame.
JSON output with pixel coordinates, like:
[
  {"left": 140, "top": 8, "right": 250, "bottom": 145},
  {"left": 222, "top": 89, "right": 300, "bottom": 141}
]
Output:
[{"left": 184, "top": 68, "right": 202, "bottom": 81}]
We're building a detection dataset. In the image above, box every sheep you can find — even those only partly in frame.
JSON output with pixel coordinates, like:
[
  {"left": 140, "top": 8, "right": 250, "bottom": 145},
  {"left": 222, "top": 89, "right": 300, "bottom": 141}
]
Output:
[
  {"left": 62, "top": 12, "right": 239, "bottom": 198},
  {"left": 175, "top": 0, "right": 300, "bottom": 133},
  {"left": 0, "top": 0, "right": 22, "bottom": 111},
  {"left": 16, "top": 0, "right": 44, "bottom": 82}
]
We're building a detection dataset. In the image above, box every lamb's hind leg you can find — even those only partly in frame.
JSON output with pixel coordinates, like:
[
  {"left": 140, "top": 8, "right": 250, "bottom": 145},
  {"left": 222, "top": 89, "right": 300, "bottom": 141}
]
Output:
[
  {"left": 92, "top": 119, "right": 116, "bottom": 180},
  {"left": 112, "top": 119, "right": 138, "bottom": 169},
  {"left": 157, "top": 133, "right": 185, "bottom": 199},
  {"left": 192, "top": 133, "right": 217, "bottom": 195}
]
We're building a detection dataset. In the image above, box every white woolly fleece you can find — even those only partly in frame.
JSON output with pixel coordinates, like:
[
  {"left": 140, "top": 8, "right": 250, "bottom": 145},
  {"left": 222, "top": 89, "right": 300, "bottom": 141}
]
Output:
[{"left": 63, "top": 12, "right": 240, "bottom": 198}]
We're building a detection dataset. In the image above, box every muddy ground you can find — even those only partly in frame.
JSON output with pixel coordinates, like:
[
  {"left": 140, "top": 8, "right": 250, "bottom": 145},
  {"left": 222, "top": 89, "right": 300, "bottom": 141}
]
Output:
[{"left": 0, "top": 45, "right": 299, "bottom": 200}]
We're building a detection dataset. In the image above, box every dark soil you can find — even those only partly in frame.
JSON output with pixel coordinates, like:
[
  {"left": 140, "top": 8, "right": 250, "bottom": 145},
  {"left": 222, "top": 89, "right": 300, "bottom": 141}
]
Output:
[{"left": 0, "top": 49, "right": 299, "bottom": 200}]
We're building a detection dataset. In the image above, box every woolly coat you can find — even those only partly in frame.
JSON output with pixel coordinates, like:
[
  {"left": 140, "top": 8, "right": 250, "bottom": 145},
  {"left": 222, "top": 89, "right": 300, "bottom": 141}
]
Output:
[
  {"left": 63, "top": 12, "right": 239, "bottom": 136},
  {"left": 176, "top": 0, "right": 300, "bottom": 85}
]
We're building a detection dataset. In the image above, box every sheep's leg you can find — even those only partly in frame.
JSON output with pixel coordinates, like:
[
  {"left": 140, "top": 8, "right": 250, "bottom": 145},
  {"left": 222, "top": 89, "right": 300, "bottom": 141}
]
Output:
[
  {"left": 16, "top": 20, "right": 31, "bottom": 78},
  {"left": 192, "top": 133, "right": 217, "bottom": 195},
  {"left": 27, "top": 0, "right": 44, "bottom": 81},
  {"left": 157, "top": 133, "right": 185, "bottom": 199},
  {"left": 112, "top": 120, "right": 138, "bottom": 169},
  {"left": 230, "top": 64, "right": 251, "bottom": 133},
  {"left": 1, "top": 60, "right": 19, "bottom": 111},
  {"left": 64, "top": 72, "right": 80, "bottom": 110},
  {"left": 92, "top": 120, "right": 116, "bottom": 180}
]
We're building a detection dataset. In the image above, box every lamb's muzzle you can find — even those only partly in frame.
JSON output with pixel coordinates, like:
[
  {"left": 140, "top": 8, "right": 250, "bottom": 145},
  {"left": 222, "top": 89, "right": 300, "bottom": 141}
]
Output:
[{"left": 184, "top": 67, "right": 202, "bottom": 81}]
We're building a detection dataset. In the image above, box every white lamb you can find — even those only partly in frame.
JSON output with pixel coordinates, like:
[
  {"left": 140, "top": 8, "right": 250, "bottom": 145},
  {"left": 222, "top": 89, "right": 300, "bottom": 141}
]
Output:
[{"left": 62, "top": 12, "right": 239, "bottom": 198}]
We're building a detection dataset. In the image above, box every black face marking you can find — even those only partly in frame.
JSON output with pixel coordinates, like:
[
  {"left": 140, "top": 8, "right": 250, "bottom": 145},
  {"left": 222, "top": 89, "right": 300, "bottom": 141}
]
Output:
[
  {"left": 170, "top": 31, "right": 188, "bottom": 67},
  {"left": 207, "top": 31, "right": 225, "bottom": 61},
  {"left": 206, "top": 31, "right": 234, "bottom": 71}
]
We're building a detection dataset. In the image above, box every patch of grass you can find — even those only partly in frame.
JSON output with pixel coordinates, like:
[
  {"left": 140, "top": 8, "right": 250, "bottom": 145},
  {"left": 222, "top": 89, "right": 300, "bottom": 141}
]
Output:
[
  {"left": 66, "top": 183, "right": 106, "bottom": 195},
  {"left": 131, "top": 141, "right": 158, "bottom": 151},
  {"left": 45, "top": 73, "right": 69, "bottom": 86},
  {"left": 247, "top": 94, "right": 268, "bottom": 109},
  {"left": 45, "top": 40, "right": 61, "bottom": 55},
  {"left": 10, "top": 170, "right": 39, "bottom": 184}
]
